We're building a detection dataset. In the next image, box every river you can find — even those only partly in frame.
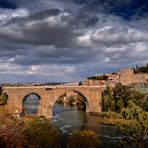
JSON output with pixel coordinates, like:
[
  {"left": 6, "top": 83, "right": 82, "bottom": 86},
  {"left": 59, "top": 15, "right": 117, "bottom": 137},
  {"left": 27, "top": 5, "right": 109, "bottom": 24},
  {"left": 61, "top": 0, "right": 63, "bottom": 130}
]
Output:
[
  {"left": 52, "top": 104, "right": 121, "bottom": 148},
  {"left": 23, "top": 94, "right": 121, "bottom": 147}
]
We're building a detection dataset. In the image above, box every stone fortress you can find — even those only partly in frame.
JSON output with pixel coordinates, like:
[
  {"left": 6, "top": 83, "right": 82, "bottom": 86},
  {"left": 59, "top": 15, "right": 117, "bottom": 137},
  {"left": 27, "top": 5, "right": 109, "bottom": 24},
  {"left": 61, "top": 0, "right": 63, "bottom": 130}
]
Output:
[{"left": 82, "top": 68, "right": 148, "bottom": 86}]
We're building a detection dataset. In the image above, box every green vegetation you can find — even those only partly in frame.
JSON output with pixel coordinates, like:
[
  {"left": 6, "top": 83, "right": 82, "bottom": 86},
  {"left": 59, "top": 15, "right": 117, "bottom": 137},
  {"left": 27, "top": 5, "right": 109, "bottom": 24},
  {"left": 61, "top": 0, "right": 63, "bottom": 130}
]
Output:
[
  {"left": 67, "top": 130, "right": 100, "bottom": 148},
  {"left": 0, "top": 93, "right": 8, "bottom": 105},
  {"left": 102, "top": 83, "right": 148, "bottom": 147},
  {"left": 0, "top": 108, "right": 100, "bottom": 148},
  {"left": 23, "top": 118, "right": 61, "bottom": 148},
  {"left": 134, "top": 63, "right": 148, "bottom": 73},
  {"left": 117, "top": 112, "right": 148, "bottom": 148},
  {"left": 87, "top": 74, "right": 108, "bottom": 80},
  {"left": 102, "top": 83, "right": 147, "bottom": 113}
]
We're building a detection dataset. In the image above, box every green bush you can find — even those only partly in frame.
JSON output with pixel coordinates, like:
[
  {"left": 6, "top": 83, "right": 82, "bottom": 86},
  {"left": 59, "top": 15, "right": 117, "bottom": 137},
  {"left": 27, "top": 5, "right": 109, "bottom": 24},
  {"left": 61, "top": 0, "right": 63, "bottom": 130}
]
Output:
[
  {"left": 0, "top": 94, "right": 8, "bottom": 105},
  {"left": 121, "top": 100, "right": 143, "bottom": 120},
  {"left": 23, "top": 118, "right": 61, "bottom": 148},
  {"left": 101, "top": 112, "right": 122, "bottom": 119},
  {"left": 67, "top": 130, "right": 100, "bottom": 148},
  {"left": 117, "top": 113, "right": 148, "bottom": 147}
]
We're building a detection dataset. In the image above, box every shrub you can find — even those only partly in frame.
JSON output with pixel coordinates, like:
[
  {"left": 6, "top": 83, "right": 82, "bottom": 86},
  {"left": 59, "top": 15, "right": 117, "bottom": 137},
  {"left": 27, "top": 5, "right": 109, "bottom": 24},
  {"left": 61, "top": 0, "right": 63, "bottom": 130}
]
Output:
[
  {"left": 0, "top": 94, "right": 8, "bottom": 105},
  {"left": 0, "top": 120, "right": 25, "bottom": 148},
  {"left": 121, "top": 100, "right": 143, "bottom": 120},
  {"left": 117, "top": 113, "right": 148, "bottom": 147},
  {"left": 67, "top": 130, "right": 100, "bottom": 148},
  {"left": 23, "top": 118, "right": 61, "bottom": 148}
]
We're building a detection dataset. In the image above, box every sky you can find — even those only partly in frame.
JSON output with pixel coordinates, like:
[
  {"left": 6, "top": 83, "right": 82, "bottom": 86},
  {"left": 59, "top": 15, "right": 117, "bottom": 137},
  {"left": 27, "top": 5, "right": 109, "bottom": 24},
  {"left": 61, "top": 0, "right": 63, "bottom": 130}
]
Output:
[{"left": 0, "top": 0, "right": 148, "bottom": 83}]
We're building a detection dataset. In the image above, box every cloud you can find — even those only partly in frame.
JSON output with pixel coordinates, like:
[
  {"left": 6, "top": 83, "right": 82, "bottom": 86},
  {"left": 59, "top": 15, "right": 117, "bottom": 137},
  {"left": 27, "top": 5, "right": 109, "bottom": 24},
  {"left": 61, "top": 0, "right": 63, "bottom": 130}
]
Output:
[
  {"left": 0, "top": 0, "right": 148, "bottom": 82},
  {"left": 0, "top": 59, "right": 76, "bottom": 82},
  {"left": 0, "top": 0, "right": 16, "bottom": 9},
  {"left": 90, "top": 26, "right": 148, "bottom": 45},
  {"left": 0, "top": 8, "right": 30, "bottom": 25},
  {"left": 0, "top": 10, "right": 80, "bottom": 48}
]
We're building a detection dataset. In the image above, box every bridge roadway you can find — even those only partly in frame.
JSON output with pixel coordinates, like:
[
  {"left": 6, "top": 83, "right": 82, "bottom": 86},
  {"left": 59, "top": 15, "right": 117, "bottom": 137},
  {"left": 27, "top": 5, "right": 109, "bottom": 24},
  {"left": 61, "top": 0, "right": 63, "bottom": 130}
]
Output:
[{"left": 3, "top": 85, "right": 106, "bottom": 118}]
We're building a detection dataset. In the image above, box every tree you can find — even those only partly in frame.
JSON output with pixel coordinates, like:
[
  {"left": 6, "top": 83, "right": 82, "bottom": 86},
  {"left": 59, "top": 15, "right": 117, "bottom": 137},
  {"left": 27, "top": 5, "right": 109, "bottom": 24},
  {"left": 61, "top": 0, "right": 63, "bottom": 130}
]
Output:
[
  {"left": 87, "top": 74, "right": 108, "bottom": 80},
  {"left": 102, "top": 86, "right": 115, "bottom": 112},
  {"left": 134, "top": 63, "right": 148, "bottom": 73},
  {"left": 102, "top": 83, "right": 147, "bottom": 113},
  {"left": 116, "top": 100, "right": 124, "bottom": 113},
  {"left": 121, "top": 100, "right": 143, "bottom": 120},
  {"left": 102, "top": 84, "right": 129, "bottom": 112},
  {"left": 117, "top": 112, "right": 148, "bottom": 148}
]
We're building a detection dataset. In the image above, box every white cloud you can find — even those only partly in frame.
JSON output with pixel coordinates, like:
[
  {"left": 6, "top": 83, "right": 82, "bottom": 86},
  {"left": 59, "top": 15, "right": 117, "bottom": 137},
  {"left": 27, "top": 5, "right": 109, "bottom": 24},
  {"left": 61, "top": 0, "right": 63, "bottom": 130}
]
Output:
[
  {"left": 0, "top": 59, "right": 75, "bottom": 80},
  {"left": 90, "top": 26, "right": 148, "bottom": 45},
  {"left": 0, "top": 8, "right": 30, "bottom": 25},
  {"left": 28, "top": 64, "right": 75, "bottom": 76}
]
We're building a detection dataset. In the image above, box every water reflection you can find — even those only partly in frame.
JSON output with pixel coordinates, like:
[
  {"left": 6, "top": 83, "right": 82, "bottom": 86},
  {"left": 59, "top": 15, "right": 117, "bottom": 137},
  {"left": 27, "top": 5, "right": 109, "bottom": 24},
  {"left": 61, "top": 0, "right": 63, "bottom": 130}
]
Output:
[
  {"left": 52, "top": 104, "right": 119, "bottom": 148},
  {"left": 53, "top": 104, "right": 102, "bottom": 132},
  {"left": 22, "top": 94, "right": 40, "bottom": 114}
]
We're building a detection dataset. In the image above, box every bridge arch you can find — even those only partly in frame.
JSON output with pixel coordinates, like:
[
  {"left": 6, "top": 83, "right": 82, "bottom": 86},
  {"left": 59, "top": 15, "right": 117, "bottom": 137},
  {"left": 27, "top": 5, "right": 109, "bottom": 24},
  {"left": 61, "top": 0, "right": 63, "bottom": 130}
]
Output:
[
  {"left": 22, "top": 92, "right": 41, "bottom": 115},
  {"left": 52, "top": 89, "right": 90, "bottom": 113}
]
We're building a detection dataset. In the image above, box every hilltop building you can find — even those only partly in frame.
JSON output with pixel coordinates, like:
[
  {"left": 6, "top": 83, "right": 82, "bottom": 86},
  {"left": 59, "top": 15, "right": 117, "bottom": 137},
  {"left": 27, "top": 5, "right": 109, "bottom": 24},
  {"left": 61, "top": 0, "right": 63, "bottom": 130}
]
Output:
[{"left": 82, "top": 68, "right": 148, "bottom": 86}]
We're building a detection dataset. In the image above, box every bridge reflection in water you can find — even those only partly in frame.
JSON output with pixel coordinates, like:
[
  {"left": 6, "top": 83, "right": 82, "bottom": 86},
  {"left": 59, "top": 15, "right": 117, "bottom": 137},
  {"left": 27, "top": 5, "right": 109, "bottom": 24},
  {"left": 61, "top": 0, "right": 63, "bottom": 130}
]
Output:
[{"left": 22, "top": 93, "right": 40, "bottom": 115}]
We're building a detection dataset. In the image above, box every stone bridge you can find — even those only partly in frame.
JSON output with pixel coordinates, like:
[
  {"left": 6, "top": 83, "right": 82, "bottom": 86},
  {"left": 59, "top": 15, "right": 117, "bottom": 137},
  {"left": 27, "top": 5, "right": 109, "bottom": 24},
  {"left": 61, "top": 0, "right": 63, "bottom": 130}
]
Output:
[{"left": 2, "top": 86, "right": 105, "bottom": 118}]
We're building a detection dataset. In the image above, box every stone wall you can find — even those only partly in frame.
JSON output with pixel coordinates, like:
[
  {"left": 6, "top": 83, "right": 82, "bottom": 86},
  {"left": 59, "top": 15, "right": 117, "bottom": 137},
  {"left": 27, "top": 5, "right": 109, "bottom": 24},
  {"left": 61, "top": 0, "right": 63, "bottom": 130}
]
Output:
[
  {"left": 83, "top": 79, "right": 106, "bottom": 86},
  {"left": 118, "top": 68, "right": 148, "bottom": 85},
  {"left": 118, "top": 68, "right": 135, "bottom": 85},
  {"left": 83, "top": 68, "right": 148, "bottom": 86}
]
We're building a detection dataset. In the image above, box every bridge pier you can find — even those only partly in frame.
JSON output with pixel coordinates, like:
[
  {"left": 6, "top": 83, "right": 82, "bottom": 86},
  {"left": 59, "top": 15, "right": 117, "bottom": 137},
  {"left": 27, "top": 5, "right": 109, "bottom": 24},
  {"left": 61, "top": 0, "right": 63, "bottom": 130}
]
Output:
[{"left": 38, "top": 104, "right": 53, "bottom": 118}]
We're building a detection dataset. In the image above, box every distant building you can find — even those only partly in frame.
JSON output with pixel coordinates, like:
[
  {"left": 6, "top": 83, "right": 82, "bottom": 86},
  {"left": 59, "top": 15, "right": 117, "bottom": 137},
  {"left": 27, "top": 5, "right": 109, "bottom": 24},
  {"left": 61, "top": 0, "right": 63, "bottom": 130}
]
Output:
[
  {"left": 82, "top": 68, "right": 148, "bottom": 86},
  {"left": 82, "top": 79, "right": 106, "bottom": 86},
  {"left": 118, "top": 68, "right": 148, "bottom": 85}
]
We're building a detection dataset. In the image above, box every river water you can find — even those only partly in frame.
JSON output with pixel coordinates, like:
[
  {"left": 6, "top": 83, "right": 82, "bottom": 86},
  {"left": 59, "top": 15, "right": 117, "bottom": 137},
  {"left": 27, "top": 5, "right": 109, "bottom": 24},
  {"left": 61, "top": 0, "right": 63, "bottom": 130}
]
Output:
[
  {"left": 52, "top": 104, "right": 120, "bottom": 148},
  {"left": 23, "top": 94, "right": 121, "bottom": 147}
]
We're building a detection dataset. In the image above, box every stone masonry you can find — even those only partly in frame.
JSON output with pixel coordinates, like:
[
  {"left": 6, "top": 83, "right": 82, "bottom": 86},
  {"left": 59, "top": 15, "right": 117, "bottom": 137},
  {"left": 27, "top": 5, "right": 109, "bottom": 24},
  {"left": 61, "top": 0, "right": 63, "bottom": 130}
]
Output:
[
  {"left": 2, "top": 86, "right": 105, "bottom": 118},
  {"left": 83, "top": 68, "right": 148, "bottom": 86}
]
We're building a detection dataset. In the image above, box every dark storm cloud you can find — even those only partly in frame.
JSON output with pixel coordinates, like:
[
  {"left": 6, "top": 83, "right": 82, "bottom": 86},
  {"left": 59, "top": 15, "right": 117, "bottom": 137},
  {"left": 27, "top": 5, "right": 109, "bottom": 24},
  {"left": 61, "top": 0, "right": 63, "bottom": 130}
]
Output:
[
  {"left": 0, "top": 0, "right": 148, "bottom": 82},
  {"left": 68, "top": 0, "right": 148, "bottom": 19},
  {"left": 22, "top": 23, "right": 77, "bottom": 47},
  {"left": 52, "top": 0, "right": 148, "bottom": 25},
  {"left": 8, "top": 0, "right": 148, "bottom": 19},
  {"left": 0, "top": 0, "right": 16, "bottom": 9},
  {"left": 30, "top": 9, "right": 61, "bottom": 20},
  {"left": 0, "top": 10, "right": 80, "bottom": 48},
  {"left": 70, "top": 14, "right": 99, "bottom": 27}
]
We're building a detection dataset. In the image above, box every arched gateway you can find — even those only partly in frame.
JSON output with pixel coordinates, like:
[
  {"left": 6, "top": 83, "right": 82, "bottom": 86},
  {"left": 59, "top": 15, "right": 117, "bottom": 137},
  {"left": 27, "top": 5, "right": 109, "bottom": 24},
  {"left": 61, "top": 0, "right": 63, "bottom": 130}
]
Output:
[{"left": 2, "top": 86, "right": 105, "bottom": 118}]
